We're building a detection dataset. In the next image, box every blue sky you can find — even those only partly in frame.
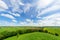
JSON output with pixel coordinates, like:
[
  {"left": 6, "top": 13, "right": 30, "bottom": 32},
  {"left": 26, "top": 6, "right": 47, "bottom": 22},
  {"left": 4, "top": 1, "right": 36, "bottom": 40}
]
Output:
[{"left": 0, "top": 0, "right": 60, "bottom": 26}]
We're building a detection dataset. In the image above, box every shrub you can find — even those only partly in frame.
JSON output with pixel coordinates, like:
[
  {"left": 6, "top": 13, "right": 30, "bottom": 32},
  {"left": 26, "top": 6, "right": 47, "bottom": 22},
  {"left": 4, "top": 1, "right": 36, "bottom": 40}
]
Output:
[
  {"left": 25, "top": 29, "right": 33, "bottom": 33},
  {"left": 17, "top": 30, "right": 26, "bottom": 34},
  {"left": 0, "top": 31, "right": 17, "bottom": 39},
  {"left": 16, "top": 28, "right": 43, "bottom": 34},
  {"left": 55, "top": 33, "right": 59, "bottom": 36},
  {"left": 44, "top": 30, "right": 48, "bottom": 33},
  {"left": 0, "top": 34, "right": 4, "bottom": 40}
]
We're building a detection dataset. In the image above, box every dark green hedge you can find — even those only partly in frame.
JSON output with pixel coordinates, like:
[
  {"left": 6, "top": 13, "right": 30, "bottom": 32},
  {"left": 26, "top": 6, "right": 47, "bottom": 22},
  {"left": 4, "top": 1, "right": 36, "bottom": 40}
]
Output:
[{"left": 0, "top": 28, "right": 44, "bottom": 40}]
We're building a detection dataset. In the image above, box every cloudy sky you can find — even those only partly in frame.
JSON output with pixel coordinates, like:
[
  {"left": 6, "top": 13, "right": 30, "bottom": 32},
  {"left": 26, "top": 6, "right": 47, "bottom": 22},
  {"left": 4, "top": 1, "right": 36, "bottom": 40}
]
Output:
[{"left": 0, "top": 0, "right": 60, "bottom": 26}]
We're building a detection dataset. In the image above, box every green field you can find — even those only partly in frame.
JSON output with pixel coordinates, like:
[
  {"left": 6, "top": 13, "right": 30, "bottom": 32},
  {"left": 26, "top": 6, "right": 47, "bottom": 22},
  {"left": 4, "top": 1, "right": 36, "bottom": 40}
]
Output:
[
  {"left": 4, "top": 32, "right": 60, "bottom": 40},
  {"left": 0, "top": 26, "right": 60, "bottom": 40}
]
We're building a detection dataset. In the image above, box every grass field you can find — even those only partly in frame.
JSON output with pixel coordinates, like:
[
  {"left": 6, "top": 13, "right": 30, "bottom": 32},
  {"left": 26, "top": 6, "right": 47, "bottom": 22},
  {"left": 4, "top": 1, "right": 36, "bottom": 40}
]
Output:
[
  {"left": 44, "top": 27, "right": 60, "bottom": 36},
  {"left": 4, "top": 32, "right": 60, "bottom": 40},
  {"left": 0, "top": 26, "right": 60, "bottom": 40}
]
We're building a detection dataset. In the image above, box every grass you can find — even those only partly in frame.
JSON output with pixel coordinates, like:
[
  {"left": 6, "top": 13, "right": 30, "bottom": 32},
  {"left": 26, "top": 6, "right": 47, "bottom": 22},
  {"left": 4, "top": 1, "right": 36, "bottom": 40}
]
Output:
[
  {"left": 0, "top": 26, "right": 60, "bottom": 40},
  {"left": 0, "top": 27, "right": 43, "bottom": 40},
  {"left": 4, "top": 36, "right": 17, "bottom": 40},
  {"left": 4, "top": 32, "right": 60, "bottom": 40},
  {"left": 44, "top": 27, "right": 60, "bottom": 36}
]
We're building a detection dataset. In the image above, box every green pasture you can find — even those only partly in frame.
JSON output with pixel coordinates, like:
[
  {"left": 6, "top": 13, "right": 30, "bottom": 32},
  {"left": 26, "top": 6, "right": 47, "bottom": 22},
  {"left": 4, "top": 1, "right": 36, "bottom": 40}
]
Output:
[{"left": 0, "top": 26, "right": 60, "bottom": 40}]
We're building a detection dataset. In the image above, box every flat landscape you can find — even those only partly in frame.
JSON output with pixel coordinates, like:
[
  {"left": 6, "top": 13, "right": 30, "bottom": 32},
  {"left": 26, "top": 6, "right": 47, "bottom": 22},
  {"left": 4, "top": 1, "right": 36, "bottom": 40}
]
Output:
[{"left": 0, "top": 26, "right": 60, "bottom": 40}]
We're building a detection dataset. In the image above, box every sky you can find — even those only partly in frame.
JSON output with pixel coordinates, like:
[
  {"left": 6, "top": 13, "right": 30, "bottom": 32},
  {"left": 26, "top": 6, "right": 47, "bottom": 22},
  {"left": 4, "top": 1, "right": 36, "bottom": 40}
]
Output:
[{"left": 0, "top": 0, "right": 60, "bottom": 26}]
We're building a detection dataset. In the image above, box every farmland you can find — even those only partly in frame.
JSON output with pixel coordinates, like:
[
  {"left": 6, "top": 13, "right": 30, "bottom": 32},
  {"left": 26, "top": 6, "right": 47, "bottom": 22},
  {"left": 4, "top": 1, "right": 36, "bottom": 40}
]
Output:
[{"left": 0, "top": 26, "right": 60, "bottom": 40}]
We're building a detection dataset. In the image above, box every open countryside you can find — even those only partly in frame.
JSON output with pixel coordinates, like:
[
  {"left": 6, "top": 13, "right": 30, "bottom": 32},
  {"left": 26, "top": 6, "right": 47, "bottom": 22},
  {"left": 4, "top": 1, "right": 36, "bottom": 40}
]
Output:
[{"left": 0, "top": 26, "right": 59, "bottom": 40}]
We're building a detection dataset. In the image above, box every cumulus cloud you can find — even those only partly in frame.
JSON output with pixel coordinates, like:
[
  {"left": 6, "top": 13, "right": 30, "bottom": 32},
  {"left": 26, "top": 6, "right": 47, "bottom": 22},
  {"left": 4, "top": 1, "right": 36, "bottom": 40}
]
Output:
[
  {"left": 36, "top": 0, "right": 54, "bottom": 8},
  {"left": 12, "top": 19, "right": 17, "bottom": 22},
  {"left": 9, "top": 0, "right": 23, "bottom": 13},
  {"left": 36, "top": 0, "right": 60, "bottom": 17},
  {"left": 0, "top": 0, "right": 8, "bottom": 12},
  {"left": 12, "top": 13, "right": 20, "bottom": 17},
  {"left": 0, "top": 0, "right": 8, "bottom": 9},
  {"left": 18, "top": 19, "right": 34, "bottom": 26},
  {"left": 18, "top": 13, "right": 60, "bottom": 26},
  {"left": 19, "top": 22, "right": 27, "bottom": 26},
  {"left": 23, "top": 3, "right": 32, "bottom": 13},
  {"left": 0, "top": 0, "right": 60, "bottom": 26},
  {"left": 0, "top": 21, "right": 17, "bottom": 26},
  {"left": 38, "top": 13, "right": 60, "bottom": 26},
  {"left": 1, "top": 13, "right": 15, "bottom": 19},
  {"left": 9, "top": 12, "right": 20, "bottom": 17},
  {"left": 18, "top": 0, "right": 24, "bottom": 5},
  {"left": 18, "top": 19, "right": 40, "bottom": 26},
  {"left": 37, "top": 4, "right": 60, "bottom": 17},
  {"left": 26, "top": 19, "right": 32, "bottom": 22},
  {"left": 43, "top": 13, "right": 60, "bottom": 20}
]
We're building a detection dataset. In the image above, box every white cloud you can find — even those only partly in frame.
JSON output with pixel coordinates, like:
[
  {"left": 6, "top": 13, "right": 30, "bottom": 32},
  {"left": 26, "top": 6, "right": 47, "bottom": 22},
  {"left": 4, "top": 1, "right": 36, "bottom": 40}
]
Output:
[
  {"left": 19, "top": 2, "right": 24, "bottom": 5},
  {"left": 36, "top": 0, "right": 60, "bottom": 17},
  {"left": 26, "top": 19, "right": 32, "bottom": 22},
  {"left": 10, "top": 0, "right": 23, "bottom": 13},
  {"left": 0, "top": 21, "right": 17, "bottom": 26},
  {"left": 1, "top": 14, "right": 15, "bottom": 19},
  {"left": 0, "top": 8, "right": 6, "bottom": 11},
  {"left": 38, "top": 13, "right": 60, "bottom": 26},
  {"left": 18, "top": 13, "right": 60, "bottom": 26},
  {"left": 37, "top": 4, "right": 60, "bottom": 17},
  {"left": 18, "top": 19, "right": 34, "bottom": 26},
  {"left": 36, "top": 16, "right": 41, "bottom": 18},
  {"left": 43, "top": 13, "right": 60, "bottom": 20},
  {"left": 1, "top": 0, "right": 60, "bottom": 26},
  {"left": 12, "top": 13, "right": 20, "bottom": 17},
  {"left": 17, "top": 0, "right": 24, "bottom": 5},
  {"left": 0, "top": 0, "right": 8, "bottom": 9},
  {"left": 9, "top": 12, "right": 20, "bottom": 17},
  {"left": 23, "top": 3, "right": 32, "bottom": 13},
  {"left": 19, "top": 21, "right": 28, "bottom": 26},
  {"left": 36, "top": 0, "right": 54, "bottom": 9},
  {"left": 0, "top": 0, "right": 8, "bottom": 12},
  {"left": 19, "top": 19, "right": 40, "bottom": 26},
  {"left": 35, "top": 0, "right": 60, "bottom": 26},
  {"left": 12, "top": 19, "right": 17, "bottom": 22}
]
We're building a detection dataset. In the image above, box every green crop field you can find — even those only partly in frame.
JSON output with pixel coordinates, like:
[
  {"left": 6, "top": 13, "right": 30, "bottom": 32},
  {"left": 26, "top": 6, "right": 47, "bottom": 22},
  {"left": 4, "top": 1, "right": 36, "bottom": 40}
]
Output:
[{"left": 0, "top": 26, "right": 60, "bottom": 40}]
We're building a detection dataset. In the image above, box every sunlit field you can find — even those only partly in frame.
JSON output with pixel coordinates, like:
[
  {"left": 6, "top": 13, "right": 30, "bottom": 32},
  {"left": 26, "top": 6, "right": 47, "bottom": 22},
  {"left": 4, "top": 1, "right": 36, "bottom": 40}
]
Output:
[{"left": 0, "top": 26, "right": 60, "bottom": 40}]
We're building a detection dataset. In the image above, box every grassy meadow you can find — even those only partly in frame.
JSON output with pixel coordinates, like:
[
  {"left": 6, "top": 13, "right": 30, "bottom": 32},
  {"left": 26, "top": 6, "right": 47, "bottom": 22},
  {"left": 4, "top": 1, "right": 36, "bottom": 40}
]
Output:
[{"left": 0, "top": 26, "right": 60, "bottom": 40}]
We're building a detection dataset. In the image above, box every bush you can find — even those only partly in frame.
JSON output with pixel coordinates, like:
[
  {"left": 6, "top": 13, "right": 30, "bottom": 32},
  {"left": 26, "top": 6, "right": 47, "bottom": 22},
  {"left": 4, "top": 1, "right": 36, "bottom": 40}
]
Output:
[
  {"left": 25, "top": 29, "right": 33, "bottom": 33},
  {"left": 55, "top": 33, "right": 59, "bottom": 36},
  {"left": 0, "top": 31, "right": 17, "bottom": 39},
  {"left": 0, "top": 27, "right": 44, "bottom": 40},
  {"left": 17, "top": 30, "right": 27, "bottom": 34},
  {"left": 44, "top": 30, "right": 48, "bottom": 33},
  {"left": 16, "top": 28, "right": 44, "bottom": 34},
  {"left": 0, "top": 34, "right": 4, "bottom": 40}
]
